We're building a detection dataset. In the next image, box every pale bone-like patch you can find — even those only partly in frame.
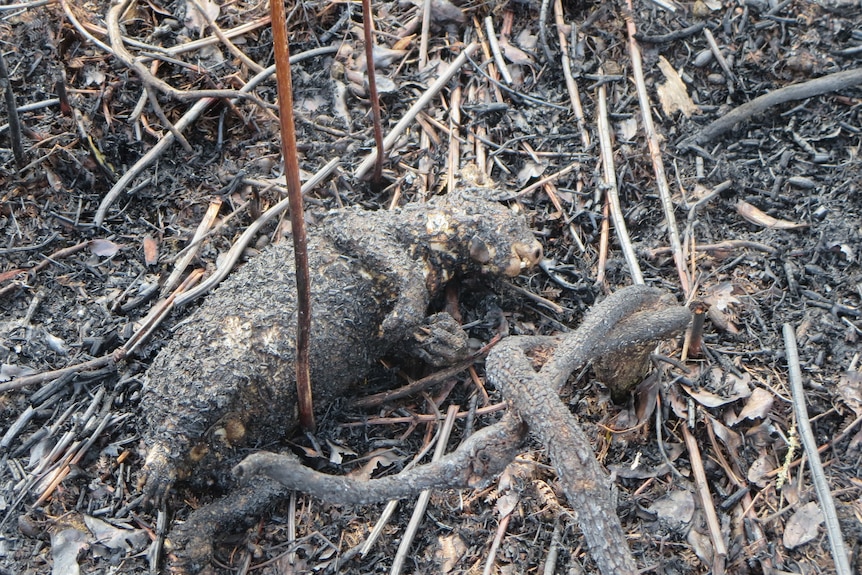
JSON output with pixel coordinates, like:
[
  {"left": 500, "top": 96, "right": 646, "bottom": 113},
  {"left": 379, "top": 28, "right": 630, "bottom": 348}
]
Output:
[{"left": 219, "top": 316, "right": 253, "bottom": 349}]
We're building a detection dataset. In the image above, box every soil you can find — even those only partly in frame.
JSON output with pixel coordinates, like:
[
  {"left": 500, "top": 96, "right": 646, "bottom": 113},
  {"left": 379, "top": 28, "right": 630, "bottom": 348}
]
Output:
[{"left": 1, "top": 0, "right": 861, "bottom": 574}]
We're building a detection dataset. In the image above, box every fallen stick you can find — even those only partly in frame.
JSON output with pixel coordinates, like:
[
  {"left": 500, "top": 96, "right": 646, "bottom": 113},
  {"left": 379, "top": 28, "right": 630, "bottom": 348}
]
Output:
[
  {"left": 683, "top": 67, "right": 862, "bottom": 148},
  {"left": 238, "top": 286, "right": 692, "bottom": 575},
  {"left": 623, "top": 1, "right": 690, "bottom": 296},
  {"left": 487, "top": 287, "right": 692, "bottom": 575},
  {"left": 782, "top": 324, "right": 852, "bottom": 575},
  {"left": 233, "top": 414, "right": 526, "bottom": 505}
]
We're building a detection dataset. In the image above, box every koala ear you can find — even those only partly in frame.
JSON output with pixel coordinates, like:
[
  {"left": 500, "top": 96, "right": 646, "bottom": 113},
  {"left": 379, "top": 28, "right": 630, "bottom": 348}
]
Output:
[{"left": 469, "top": 235, "right": 491, "bottom": 264}]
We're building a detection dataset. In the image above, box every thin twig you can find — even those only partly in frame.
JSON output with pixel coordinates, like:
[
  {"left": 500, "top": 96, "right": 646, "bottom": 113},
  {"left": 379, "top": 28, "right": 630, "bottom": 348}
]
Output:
[
  {"left": 484, "top": 506, "right": 513, "bottom": 575},
  {"left": 634, "top": 22, "right": 706, "bottom": 44},
  {"left": 391, "top": 405, "right": 460, "bottom": 575},
  {"left": 0, "top": 50, "right": 25, "bottom": 171},
  {"left": 270, "top": 0, "right": 314, "bottom": 431},
  {"left": 29, "top": 240, "right": 90, "bottom": 274},
  {"left": 595, "top": 79, "right": 643, "bottom": 284},
  {"left": 144, "top": 85, "right": 192, "bottom": 151},
  {"left": 553, "top": 0, "right": 589, "bottom": 149},
  {"left": 355, "top": 341, "right": 498, "bottom": 409},
  {"left": 538, "top": 0, "right": 553, "bottom": 63},
  {"left": 102, "top": 0, "right": 271, "bottom": 108},
  {"left": 173, "top": 158, "right": 339, "bottom": 307},
  {"left": 93, "top": 47, "right": 335, "bottom": 226},
  {"left": 0, "top": 0, "right": 56, "bottom": 9},
  {"left": 161, "top": 199, "right": 222, "bottom": 296},
  {"left": 0, "top": 233, "right": 58, "bottom": 255},
  {"left": 596, "top": 191, "right": 610, "bottom": 284},
  {"left": 361, "top": 0, "right": 385, "bottom": 183},
  {"left": 484, "top": 16, "right": 513, "bottom": 85},
  {"left": 0, "top": 98, "right": 60, "bottom": 135},
  {"left": 344, "top": 402, "right": 507, "bottom": 428},
  {"left": 646, "top": 239, "right": 776, "bottom": 258},
  {"left": 93, "top": 96, "right": 212, "bottom": 226},
  {"left": 702, "top": 28, "right": 736, "bottom": 92},
  {"left": 514, "top": 159, "right": 580, "bottom": 197},
  {"left": 782, "top": 324, "right": 852, "bottom": 575},
  {"left": 418, "top": 0, "right": 431, "bottom": 69},
  {"left": 682, "top": 425, "right": 727, "bottom": 575},
  {"left": 0, "top": 355, "right": 116, "bottom": 393},
  {"left": 466, "top": 54, "right": 568, "bottom": 110},
  {"left": 447, "top": 85, "right": 461, "bottom": 193},
  {"left": 359, "top": 404, "right": 451, "bottom": 557},
  {"left": 355, "top": 43, "right": 478, "bottom": 179},
  {"left": 622, "top": 2, "right": 690, "bottom": 296},
  {"left": 58, "top": 0, "right": 114, "bottom": 54},
  {"left": 188, "top": 0, "right": 265, "bottom": 74},
  {"left": 683, "top": 67, "right": 862, "bottom": 147}
]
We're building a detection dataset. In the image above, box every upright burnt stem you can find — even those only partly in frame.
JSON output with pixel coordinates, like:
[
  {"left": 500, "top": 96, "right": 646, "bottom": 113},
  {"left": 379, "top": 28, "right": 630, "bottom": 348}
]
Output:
[
  {"left": 361, "top": 0, "right": 384, "bottom": 183},
  {"left": 271, "top": 0, "right": 315, "bottom": 431},
  {"left": 0, "top": 51, "right": 25, "bottom": 172}
]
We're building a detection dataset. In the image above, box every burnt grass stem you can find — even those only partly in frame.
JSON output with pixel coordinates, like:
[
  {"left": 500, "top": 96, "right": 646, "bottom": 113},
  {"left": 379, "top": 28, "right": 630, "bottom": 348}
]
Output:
[
  {"left": 362, "top": 0, "right": 385, "bottom": 184},
  {"left": 270, "top": 0, "right": 315, "bottom": 432},
  {"left": 0, "top": 50, "right": 25, "bottom": 172}
]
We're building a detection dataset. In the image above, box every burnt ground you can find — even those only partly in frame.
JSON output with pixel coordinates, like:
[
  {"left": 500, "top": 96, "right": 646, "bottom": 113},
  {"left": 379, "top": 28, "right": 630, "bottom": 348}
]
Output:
[{"left": 1, "top": 0, "right": 861, "bottom": 574}]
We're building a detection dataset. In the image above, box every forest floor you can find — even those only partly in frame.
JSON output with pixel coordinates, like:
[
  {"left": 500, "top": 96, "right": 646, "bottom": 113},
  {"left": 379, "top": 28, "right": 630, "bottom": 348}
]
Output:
[{"left": 1, "top": 0, "right": 861, "bottom": 573}]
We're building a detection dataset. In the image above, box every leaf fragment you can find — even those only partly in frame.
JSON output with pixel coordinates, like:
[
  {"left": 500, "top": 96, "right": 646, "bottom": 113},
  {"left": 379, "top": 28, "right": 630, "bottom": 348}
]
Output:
[
  {"left": 737, "top": 200, "right": 809, "bottom": 230},
  {"left": 90, "top": 239, "right": 122, "bottom": 257},
  {"left": 657, "top": 56, "right": 698, "bottom": 117},
  {"left": 783, "top": 501, "right": 823, "bottom": 549}
]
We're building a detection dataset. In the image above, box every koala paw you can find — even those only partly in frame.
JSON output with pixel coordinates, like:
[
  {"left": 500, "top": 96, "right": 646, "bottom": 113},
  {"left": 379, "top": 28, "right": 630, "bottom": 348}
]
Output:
[{"left": 410, "top": 312, "right": 471, "bottom": 366}]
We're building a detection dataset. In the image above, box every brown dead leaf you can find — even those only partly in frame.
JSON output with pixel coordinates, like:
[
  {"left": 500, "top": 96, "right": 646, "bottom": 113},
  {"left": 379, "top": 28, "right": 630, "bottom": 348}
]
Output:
[
  {"left": 346, "top": 448, "right": 399, "bottom": 481},
  {"left": 516, "top": 29, "right": 537, "bottom": 52},
  {"left": 516, "top": 161, "right": 545, "bottom": 185},
  {"left": 783, "top": 501, "right": 823, "bottom": 549},
  {"left": 687, "top": 527, "right": 714, "bottom": 565},
  {"left": 703, "top": 282, "right": 741, "bottom": 311},
  {"left": 734, "top": 387, "right": 774, "bottom": 424},
  {"left": 708, "top": 415, "right": 742, "bottom": 455},
  {"left": 495, "top": 489, "right": 520, "bottom": 518},
  {"left": 681, "top": 367, "right": 751, "bottom": 408},
  {"left": 435, "top": 533, "right": 467, "bottom": 573},
  {"left": 90, "top": 239, "right": 122, "bottom": 257},
  {"left": 781, "top": 481, "right": 801, "bottom": 507},
  {"left": 648, "top": 490, "right": 696, "bottom": 532},
  {"left": 499, "top": 36, "right": 534, "bottom": 67},
  {"left": 618, "top": 117, "right": 638, "bottom": 141},
  {"left": 747, "top": 453, "right": 775, "bottom": 488},
  {"left": 45, "top": 167, "right": 63, "bottom": 191},
  {"left": 183, "top": 0, "right": 219, "bottom": 36},
  {"left": 143, "top": 235, "right": 158, "bottom": 266},
  {"left": 737, "top": 200, "right": 809, "bottom": 230},
  {"left": 0, "top": 268, "right": 25, "bottom": 283},
  {"left": 667, "top": 381, "right": 692, "bottom": 419},
  {"left": 837, "top": 371, "right": 862, "bottom": 417},
  {"left": 83, "top": 515, "right": 148, "bottom": 552},
  {"left": 371, "top": 45, "right": 408, "bottom": 69},
  {"left": 392, "top": 35, "right": 414, "bottom": 51},
  {"left": 326, "top": 440, "right": 357, "bottom": 465},
  {"left": 703, "top": 282, "right": 741, "bottom": 334},
  {"left": 657, "top": 56, "right": 698, "bottom": 117}
]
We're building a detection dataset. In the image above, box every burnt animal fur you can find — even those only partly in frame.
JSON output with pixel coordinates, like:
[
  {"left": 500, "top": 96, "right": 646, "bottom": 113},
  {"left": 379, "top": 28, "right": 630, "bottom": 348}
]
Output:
[{"left": 137, "top": 193, "right": 541, "bottom": 568}]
